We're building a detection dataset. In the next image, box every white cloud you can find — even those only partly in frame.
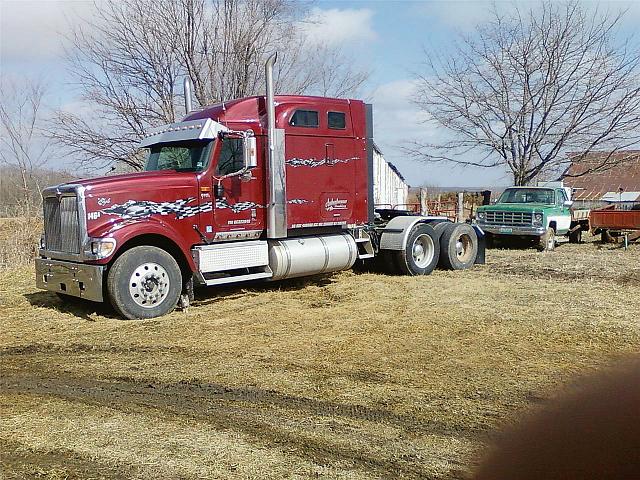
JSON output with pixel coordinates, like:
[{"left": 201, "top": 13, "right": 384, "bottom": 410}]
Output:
[
  {"left": 0, "top": 0, "right": 94, "bottom": 61},
  {"left": 369, "top": 79, "right": 511, "bottom": 188},
  {"left": 414, "top": 1, "right": 495, "bottom": 31},
  {"left": 298, "top": 7, "right": 376, "bottom": 47},
  {"left": 371, "top": 79, "right": 431, "bottom": 143}
]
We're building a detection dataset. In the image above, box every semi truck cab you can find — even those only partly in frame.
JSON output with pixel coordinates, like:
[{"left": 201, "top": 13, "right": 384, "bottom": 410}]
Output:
[{"left": 36, "top": 55, "right": 485, "bottom": 319}]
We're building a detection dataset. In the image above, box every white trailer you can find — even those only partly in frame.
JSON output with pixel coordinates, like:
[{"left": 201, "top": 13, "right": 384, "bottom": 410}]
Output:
[{"left": 372, "top": 143, "right": 409, "bottom": 209}]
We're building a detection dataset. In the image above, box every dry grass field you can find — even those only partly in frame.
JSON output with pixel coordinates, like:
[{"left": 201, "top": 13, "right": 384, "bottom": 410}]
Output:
[
  {"left": 1, "top": 235, "right": 639, "bottom": 479},
  {"left": 0, "top": 217, "right": 42, "bottom": 270}
]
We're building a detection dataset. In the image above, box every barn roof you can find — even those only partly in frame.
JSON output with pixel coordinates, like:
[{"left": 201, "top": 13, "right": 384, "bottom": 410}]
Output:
[{"left": 562, "top": 151, "right": 640, "bottom": 201}]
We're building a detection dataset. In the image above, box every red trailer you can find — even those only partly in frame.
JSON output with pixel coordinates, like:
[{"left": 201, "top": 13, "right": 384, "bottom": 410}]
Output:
[{"left": 590, "top": 205, "right": 640, "bottom": 244}]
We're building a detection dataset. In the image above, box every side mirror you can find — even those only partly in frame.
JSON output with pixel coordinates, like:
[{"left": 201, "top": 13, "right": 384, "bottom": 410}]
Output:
[
  {"left": 564, "top": 200, "right": 573, "bottom": 207},
  {"left": 244, "top": 136, "right": 257, "bottom": 169}
]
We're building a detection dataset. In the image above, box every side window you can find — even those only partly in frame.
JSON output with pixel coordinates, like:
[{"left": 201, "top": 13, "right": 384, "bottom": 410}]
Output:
[
  {"left": 290, "top": 110, "right": 319, "bottom": 128},
  {"left": 557, "top": 190, "right": 567, "bottom": 205},
  {"left": 215, "top": 138, "right": 244, "bottom": 176},
  {"left": 328, "top": 111, "right": 346, "bottom": 129}
]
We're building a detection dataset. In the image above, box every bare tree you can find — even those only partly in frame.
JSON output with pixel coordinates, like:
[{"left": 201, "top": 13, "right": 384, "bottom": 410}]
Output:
[
  {"left": 0, "top": 78, "right": 52, "bottom": 216},
  {"left": 49, "top": 0, "right": 369, "bottom": 171},
  {"left": 408, "top": 1, "right": 640, "bottom": 185}
]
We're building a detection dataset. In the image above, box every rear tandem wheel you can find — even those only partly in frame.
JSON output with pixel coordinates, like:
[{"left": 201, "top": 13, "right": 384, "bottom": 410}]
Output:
[
  {"left": 439, "top": 223, "right": 478, "bottom": 270},
  {"left": 394, "top": 223, "right": 440, "bottom": 276}
]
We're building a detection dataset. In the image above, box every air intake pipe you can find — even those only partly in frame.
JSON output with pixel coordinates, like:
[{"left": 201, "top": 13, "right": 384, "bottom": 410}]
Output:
[
  {"left": 184, "top": 77, "right": 193, "bottom": 114},
  {"left": 266, "top": 53, "right": 277, "bottom": 149},
  {"left": 265, "top": 52, "right": 287, "bottom": 238}
]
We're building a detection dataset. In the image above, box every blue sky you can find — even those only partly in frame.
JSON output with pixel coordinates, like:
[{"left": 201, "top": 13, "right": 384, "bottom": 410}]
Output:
[{"left": 2, "top": 0, "right": 639, "bottom": 187}]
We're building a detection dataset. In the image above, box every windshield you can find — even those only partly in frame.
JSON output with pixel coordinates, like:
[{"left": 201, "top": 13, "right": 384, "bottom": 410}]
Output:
[
  {"left": 144, "top": 140, "right": 213, "bottom": 172},
  {"left": 498, "top": 188, "right": 555, "bottom": 204}
]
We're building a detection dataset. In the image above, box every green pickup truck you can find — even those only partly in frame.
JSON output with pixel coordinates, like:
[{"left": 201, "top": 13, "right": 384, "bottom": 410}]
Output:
[{"left": 476, "top": 186, "right": 575, "bottom": 251}]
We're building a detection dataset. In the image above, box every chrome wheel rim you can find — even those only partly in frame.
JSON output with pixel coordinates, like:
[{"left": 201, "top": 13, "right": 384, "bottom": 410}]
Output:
[
  {"left": 129, "top": 262, "right": 170, "bottom": 308},
  {"left": 412, "top": 234, "right": 435, "bottom": 269}
]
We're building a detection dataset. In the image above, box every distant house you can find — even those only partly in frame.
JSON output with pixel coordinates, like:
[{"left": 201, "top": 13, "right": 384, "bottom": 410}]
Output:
[
  {"left": 562, "top": 151, "right": 640, "bottom": 209},
  {"left": 372, "top": 143, "right": 409, "bottom": 209}
]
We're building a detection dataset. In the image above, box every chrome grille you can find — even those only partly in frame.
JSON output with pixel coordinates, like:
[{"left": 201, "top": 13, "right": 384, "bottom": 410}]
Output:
[
  {"left": 485, "top": 211, "right": 533, "bottom": 225},
  {"left": 44, "top": 195, "right": 81, "bottom": 254}
]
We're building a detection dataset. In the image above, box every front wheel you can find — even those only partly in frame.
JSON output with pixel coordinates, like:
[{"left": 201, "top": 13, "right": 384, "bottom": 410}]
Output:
[
  {"left": 395, "top": 223, "right": 440, "bottom": 276},
  {"left": 538, "top": 227, "right": 556, "bottom": 252},
  {"left": 107, "top": 246, "right": 182, "bottom": 319}
]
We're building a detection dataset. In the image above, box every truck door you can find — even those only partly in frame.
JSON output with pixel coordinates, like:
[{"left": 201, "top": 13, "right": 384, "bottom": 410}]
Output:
[
  {"left": 200, "top": 136, "right": 265, "bottom": 240},
  {"left": 555, "top": 189, "right": 572, "bottom": 233}
]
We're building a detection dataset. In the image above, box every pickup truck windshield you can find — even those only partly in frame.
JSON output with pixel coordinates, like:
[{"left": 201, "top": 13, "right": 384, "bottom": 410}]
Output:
[
  {"left": 144, "top": 140, "right": 213, "bottom": 172},
  {"left": 498, "top": 188, "right": 555, "bottom": 204}
]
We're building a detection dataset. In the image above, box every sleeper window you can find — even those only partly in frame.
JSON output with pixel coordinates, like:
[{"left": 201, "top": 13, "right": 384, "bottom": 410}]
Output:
[
  {"left": 290, "top": 110, "right": 319, "bottom": 128},
  {"left": 328, "top": 111, "right": 346, "bottom": 129}
]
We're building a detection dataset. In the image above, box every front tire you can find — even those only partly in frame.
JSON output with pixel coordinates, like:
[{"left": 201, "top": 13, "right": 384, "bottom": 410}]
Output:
[
  {"left": 107, "top": 246, "right": 182, "bottom": 319},
  {"left": 395, "top": 223, "right": 440, "bottom": 276}
]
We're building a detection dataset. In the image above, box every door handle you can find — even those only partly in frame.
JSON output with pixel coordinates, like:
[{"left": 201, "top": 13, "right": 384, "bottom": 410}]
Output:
[{"left": 325, "top": 143, "right": 335, "bottom": 163}]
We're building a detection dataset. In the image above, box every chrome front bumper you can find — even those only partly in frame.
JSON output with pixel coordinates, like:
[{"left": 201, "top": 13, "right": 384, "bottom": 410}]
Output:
[
  {"left": 477, "top": 223, "right": 546, "bottom": 236},
  {"left": 35, "top": 258, "right": 104, "bottom": 302}
]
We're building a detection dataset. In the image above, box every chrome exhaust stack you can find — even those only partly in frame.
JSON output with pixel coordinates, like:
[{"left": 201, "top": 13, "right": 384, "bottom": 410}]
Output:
[
  {"left": 265, "top": 52, "right": 287, "bottom": 238},
  {"left": 184, "top": 77, "right": 193, "bottom": 114},
  {"left": 266, "top": 53, "right": 277, "bottom": 147}
]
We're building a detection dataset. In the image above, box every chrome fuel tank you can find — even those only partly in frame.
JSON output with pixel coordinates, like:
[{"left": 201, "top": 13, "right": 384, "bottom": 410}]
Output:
[{"left": 268, "top": 233, "right": 357, "bottom": 281}]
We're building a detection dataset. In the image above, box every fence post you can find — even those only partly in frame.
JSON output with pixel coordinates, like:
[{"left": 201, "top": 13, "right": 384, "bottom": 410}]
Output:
[
  {"left": 420, "top": 188, "right": 428, "bottom": 215},
  {"left": 457, "top": 192, "right": 464, "bottom": 223}
]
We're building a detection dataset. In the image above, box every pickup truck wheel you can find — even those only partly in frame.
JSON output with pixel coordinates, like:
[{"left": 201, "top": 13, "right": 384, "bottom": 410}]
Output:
[
  {"left": 538, "top": 228, "right": 556, "bottom": 252},
  {"left": 440, "top": 223, "right": 478, "bottom": 270},
  {"left": 107, "top": 246, "right": 182, "bottom": 320},
  {"left": 601, "top": 229, "right": 614, "bottom": 243},
  {"left": 395, "top": 223, "right": 440, "bottom": 276},
  {"left": 569, "top": 229, "right": 582, "bottom": 244}
]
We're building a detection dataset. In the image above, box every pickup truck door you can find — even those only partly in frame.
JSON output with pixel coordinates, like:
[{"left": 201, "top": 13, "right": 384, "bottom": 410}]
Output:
[{"left": 553, "top": 189, "right": 572, "bottom": 233}]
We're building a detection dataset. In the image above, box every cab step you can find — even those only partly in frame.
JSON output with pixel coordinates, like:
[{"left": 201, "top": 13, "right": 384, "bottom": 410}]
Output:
[{"left": 198, "top": 266, "right": 273, "bottom": 286}]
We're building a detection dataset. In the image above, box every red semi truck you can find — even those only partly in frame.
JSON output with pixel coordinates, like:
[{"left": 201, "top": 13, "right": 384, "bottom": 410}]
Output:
[{"left": 36, "top": 55, "right": 484, "bottom": 319}]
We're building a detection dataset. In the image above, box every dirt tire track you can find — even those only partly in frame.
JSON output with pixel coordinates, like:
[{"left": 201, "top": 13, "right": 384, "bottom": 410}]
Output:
[
  {"left": 0, "top": 343, "right": 190, "bottom": 356},
  {"left": 0, "top": 439, "right": 135, "bottom": 479},
  {"left": 0, "top": 370, "right": 476, "bottom": 479}
]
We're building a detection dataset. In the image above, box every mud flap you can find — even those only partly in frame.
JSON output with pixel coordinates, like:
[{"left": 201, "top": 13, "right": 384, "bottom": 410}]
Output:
[{"left": 473, "top": 225, "right": 486, "bottom": 264}]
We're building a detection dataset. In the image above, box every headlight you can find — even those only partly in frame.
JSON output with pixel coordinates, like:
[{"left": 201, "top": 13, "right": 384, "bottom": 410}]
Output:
[
  {"left": 477, "top": 211, "right": 485, "bottom": 220},
  {"left": 533, "top": 213, "right": 543, "bottom": 224},
  {"left": 89, "top": 238, "right": 116, "bottom": 259}
]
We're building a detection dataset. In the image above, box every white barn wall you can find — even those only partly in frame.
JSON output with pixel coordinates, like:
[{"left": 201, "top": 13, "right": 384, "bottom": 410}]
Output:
[{"left": 372, "top": 146, "right": 409, "bottom": 208}]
